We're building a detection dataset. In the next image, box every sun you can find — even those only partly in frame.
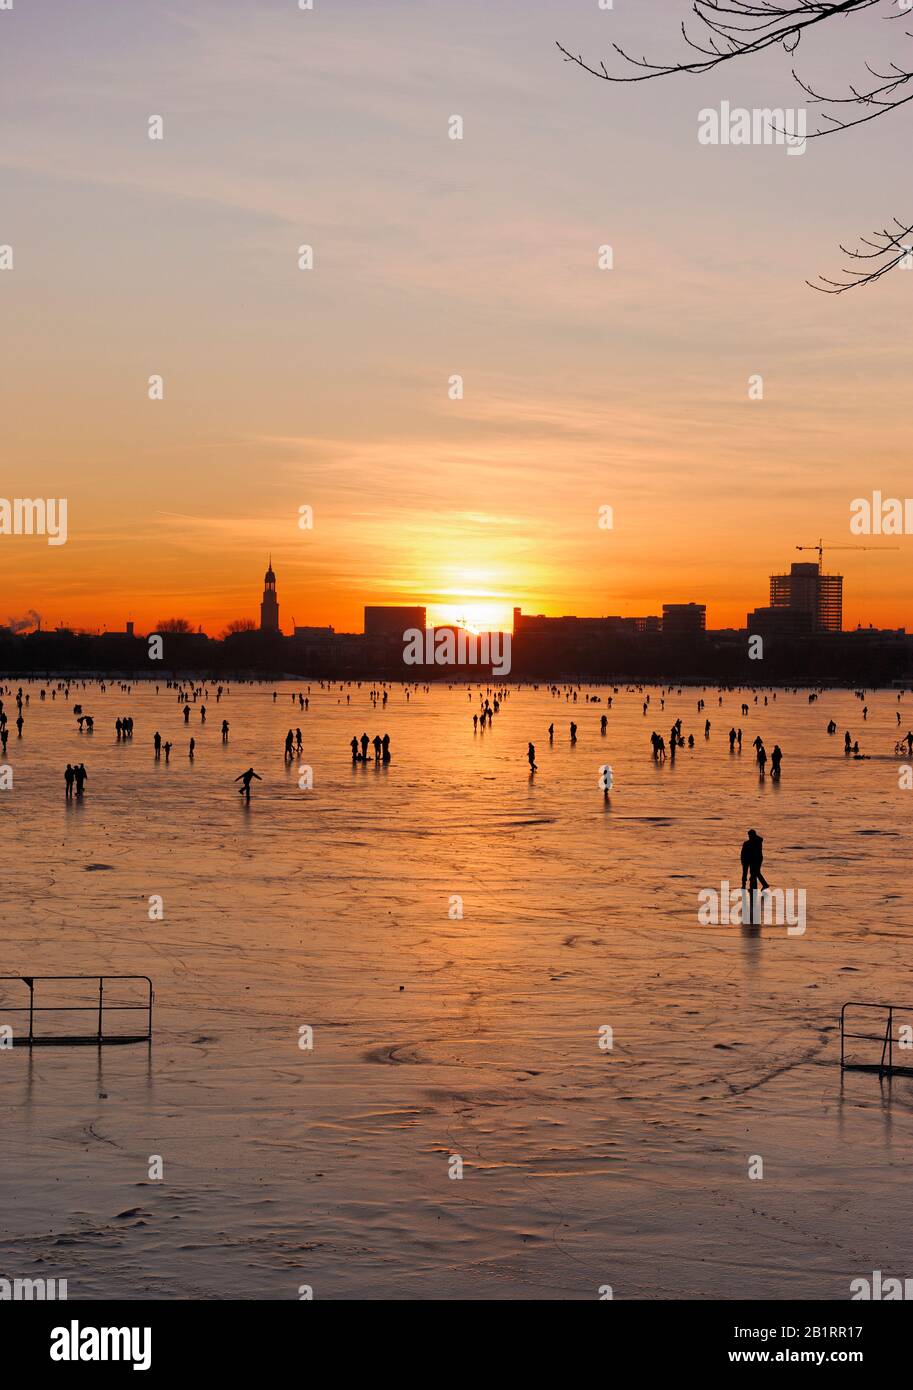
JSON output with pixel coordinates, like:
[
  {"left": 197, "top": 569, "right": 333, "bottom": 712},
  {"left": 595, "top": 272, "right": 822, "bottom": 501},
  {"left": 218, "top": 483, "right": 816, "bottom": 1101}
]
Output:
[{"left": 429, "top": 600, "right": 513, "bottom": 633}]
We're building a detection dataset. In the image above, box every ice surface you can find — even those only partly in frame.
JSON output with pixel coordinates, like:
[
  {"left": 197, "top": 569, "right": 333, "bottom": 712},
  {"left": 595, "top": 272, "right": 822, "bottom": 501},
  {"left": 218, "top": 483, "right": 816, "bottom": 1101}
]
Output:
[{"left": 0, "top": 679, "right": 911, "bottom": 1299}]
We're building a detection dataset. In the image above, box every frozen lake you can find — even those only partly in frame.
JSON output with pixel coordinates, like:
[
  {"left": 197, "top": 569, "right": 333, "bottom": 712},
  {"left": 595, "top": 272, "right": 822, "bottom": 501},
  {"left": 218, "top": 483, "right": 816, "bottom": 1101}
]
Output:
[{"left": 1, "top": 677, "right": 912, "bottom": 1299}]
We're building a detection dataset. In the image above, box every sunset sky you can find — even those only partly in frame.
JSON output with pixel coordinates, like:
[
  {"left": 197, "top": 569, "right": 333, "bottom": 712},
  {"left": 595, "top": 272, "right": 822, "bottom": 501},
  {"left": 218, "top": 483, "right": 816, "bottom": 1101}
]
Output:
[{"left": 2, "top": 0, "right": 912, "bottom": 634}]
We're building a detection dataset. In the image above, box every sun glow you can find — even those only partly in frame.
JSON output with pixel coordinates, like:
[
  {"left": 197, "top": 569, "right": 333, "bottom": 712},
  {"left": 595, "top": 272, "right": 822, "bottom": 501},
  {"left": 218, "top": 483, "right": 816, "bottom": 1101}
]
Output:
[{"left": 428, "top": 601, "right": 514, "bottom": 634}]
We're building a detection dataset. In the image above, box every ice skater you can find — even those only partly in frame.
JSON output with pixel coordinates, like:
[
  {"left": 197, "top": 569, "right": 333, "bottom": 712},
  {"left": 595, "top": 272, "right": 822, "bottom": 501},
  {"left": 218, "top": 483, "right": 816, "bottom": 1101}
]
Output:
[{"left": 235, "top": 767, "right": 262, "bottom": 801}]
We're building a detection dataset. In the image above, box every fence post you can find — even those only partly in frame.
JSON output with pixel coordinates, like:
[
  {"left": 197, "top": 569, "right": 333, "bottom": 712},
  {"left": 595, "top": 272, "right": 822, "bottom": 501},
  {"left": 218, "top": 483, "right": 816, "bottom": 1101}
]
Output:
[
  {"left": 97, "top": 977, "right": 104, "bottom": 1043},
  {"left": 27, "top": 979, "right": 34, "bottom": 1046}
]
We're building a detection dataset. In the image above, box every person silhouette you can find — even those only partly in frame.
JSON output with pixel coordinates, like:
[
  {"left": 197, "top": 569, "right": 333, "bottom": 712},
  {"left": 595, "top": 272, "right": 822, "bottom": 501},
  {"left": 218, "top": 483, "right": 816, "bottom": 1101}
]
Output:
[
  {"left": 153, "top": 731, "right": 162, "bottom": 756},
  {"left": 350, "top": 736, "right": 359, "bottom": 762},
  {"left": 221, "top": 720, "right": 229, "bottom": 741},
  {"left": 373, "top": 735, "right": 382, "bottom": 761},
  {"left": 189, "top": 737, "right": 195, "bottom": 760},
  {"left": 74, "top": 764, "right": 88, "bottom": 797},
  {"left": 740, "top": 828, "right": 769, "bottom": 892},
  {"left": 64, "top": 764, "right": 75, "bottom": 798},
  {"left": 360, "top": 733, "right": 369, "bottom": 761},
  {"left": 770, "top": 744, "right": 782, "bottom": 777},
  {"left": 528, "top": 741, "right": 537, "bottom": 772},
  {"left": 381, "top": 733, "right": 390, "bottom": 762},
  {"left": 235, "top": 768, "right": 261, "bottom": 801}
]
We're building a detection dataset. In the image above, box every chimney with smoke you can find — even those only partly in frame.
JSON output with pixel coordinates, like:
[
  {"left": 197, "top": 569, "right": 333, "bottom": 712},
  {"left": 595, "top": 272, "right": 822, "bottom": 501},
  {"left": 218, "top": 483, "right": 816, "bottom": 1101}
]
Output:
[{"left": 7, "top": 610, "right": 41, "bottom": 634}]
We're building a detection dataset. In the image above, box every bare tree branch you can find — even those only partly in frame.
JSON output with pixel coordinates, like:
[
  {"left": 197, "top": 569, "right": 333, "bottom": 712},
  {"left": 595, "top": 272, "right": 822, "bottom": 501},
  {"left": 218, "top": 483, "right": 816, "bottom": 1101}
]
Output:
[
  {"left": 808, "top": 217, "right": 913, "bottom": 291},
  {"left": 557, "top": 0, "right": 910, "bottom": 290},
  {"left": 556, "top": 1, "right": 881, "bottom": 88}
]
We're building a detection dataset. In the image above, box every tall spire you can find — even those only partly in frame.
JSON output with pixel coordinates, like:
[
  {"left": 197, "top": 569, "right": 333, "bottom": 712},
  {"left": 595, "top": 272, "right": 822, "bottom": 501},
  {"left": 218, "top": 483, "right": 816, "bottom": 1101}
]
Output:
[{"left": 260, "top": 558, "right": 280, "bottom": 632}]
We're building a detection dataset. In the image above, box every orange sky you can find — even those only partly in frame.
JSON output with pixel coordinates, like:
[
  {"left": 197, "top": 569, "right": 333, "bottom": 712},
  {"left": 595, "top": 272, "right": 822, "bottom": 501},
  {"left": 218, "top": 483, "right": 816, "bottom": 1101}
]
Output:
[{"left": 2, "top": 0, "right": 911, "bottom": 636}]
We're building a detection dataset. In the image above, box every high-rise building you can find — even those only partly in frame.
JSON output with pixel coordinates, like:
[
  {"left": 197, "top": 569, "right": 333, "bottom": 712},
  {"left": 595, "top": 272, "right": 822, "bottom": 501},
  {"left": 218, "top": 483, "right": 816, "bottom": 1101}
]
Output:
[
  {"left": 769, "top": 562, "right": 842, "bottom": 632},
  {"left": 746, "top": 606, "right": 813, "bottom": 637},
  {"left": 662, "top": 603, "right": 706, "bottom": 635},
  {"left": 512, "top": 608, "right": 661, "bottom": 635},
  {"left": 260, "top": 558, "right": 280, "bottom": 634},
  {"left": 364, "top": 605, "right": 426, "bottom": 639}
]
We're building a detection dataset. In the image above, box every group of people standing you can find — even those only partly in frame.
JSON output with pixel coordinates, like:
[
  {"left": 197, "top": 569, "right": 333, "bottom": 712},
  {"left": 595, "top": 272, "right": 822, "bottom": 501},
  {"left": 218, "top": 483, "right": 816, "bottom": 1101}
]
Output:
[
  {"left": 0, "top": 696, "right": 23, "bottom": 750},
  {"left": 651, "top": 720, "right": 697, "bottom": 758},
  {"left": 350, "top": 733, "right": 391, "bottom": 763},
  {"left": 472, "top": 697, "right": 499, "bottom": 729},
  {"left": 64, "top": 763, "right": 88, "bottom": 797},
  {"left": 752, "top": 736, "right": 782, "bottom": 776}
]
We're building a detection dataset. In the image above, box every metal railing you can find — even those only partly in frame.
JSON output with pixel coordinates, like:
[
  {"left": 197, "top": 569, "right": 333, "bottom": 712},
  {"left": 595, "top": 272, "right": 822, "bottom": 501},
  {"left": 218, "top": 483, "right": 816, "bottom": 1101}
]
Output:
[
  {"left": 0, "top": 975, "right": 153, "bottom": 1046},
  {"left": 840, "top": 1001, "right": 913, "bottom": 1078}
]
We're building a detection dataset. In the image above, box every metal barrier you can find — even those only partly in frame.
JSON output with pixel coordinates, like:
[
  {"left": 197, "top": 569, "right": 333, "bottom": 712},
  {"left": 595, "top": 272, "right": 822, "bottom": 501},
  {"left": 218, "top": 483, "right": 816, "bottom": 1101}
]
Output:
[
  {"left": 0, "top": 975, "right": 153, "bottom": 1046},
  {"left": 840, "top": 1001, "right": 913, "bottom": 1078}
]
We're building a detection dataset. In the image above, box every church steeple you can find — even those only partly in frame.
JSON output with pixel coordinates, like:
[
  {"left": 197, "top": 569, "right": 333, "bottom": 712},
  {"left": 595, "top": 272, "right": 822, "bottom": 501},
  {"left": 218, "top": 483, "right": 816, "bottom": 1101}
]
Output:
[{"left": 260, "top": 558, "right": 280, "bottom": 633}]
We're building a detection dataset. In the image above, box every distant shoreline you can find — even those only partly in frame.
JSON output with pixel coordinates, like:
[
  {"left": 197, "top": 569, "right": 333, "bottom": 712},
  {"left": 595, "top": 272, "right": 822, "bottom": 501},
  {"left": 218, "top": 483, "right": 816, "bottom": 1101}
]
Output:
[{"left": 1, "top": 670, "right": 909, "bottom": 692}]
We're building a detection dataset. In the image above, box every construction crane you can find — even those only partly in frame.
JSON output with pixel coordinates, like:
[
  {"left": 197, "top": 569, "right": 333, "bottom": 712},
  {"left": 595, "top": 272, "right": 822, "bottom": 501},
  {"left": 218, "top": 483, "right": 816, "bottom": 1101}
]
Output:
[{"left": 796, "top": 539, "right": 898, "bottom": 568}]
